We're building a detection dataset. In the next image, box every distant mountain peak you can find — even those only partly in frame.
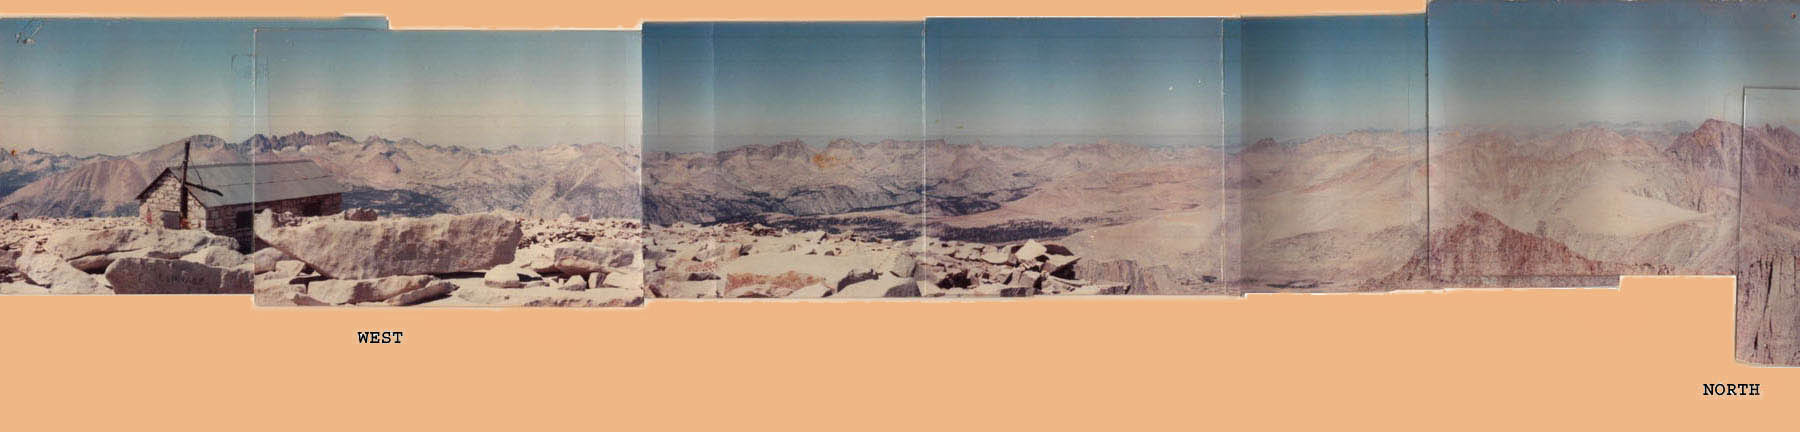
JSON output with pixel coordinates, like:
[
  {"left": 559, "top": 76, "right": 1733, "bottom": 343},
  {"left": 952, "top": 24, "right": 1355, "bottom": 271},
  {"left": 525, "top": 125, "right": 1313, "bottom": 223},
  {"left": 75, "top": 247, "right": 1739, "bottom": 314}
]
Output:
[
  {"left": 1697, "top": 118, "right": 1734, "bottom": 130},
  {"left": 175, "top": 134, "right": 228, "bottom": 147},
  {"left": 825, "top": 138, "right": 859, "bottom": 150},
  {"left": 1245, "top": 138, "right": 1285, "bottom": 153},
  {"left": 1667, "top": 119, "right": 1739, "bottom": 169},
  {"left": 774, "top": 139, "right": 812, "bottom": 155}
]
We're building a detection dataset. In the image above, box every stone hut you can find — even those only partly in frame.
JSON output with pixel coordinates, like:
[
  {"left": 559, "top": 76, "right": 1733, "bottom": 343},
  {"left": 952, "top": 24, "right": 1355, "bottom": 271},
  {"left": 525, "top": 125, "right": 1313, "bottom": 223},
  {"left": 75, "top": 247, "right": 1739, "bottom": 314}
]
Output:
[{"left": 134, "top": 160, "right": 350, "bottom": 252}]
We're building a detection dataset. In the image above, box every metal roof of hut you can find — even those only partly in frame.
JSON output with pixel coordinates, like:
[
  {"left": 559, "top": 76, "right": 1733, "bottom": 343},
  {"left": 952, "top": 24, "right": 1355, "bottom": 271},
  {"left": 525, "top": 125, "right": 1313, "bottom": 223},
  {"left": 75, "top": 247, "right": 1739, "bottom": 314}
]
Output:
[{"left": 134, "top": 160, "right": 350, "bottom": 208}]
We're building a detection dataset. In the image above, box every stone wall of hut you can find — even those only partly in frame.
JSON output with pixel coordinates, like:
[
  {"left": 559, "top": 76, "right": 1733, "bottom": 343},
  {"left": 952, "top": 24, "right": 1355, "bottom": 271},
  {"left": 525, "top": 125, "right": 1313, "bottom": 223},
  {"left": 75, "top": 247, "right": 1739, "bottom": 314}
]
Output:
[
  {"left": 138, "top": 177, "right": 209, "bottom": 230},
  {"left": 142, "top": 175, "right": 343, "bottom": 252}
]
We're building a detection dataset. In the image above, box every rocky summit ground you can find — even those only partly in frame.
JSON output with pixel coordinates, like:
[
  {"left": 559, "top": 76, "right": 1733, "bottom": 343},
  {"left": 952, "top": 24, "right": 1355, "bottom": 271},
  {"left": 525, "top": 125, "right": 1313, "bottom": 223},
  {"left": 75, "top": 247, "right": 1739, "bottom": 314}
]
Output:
[
  {"left": 0, "top": 217, "right": 253, "bottom": 295},
  {"left": 253, "top": 210, "right": 646, "bottom": 307},
  {"left": 645, "top": 222, "right": 1198, "bottom": 299}
]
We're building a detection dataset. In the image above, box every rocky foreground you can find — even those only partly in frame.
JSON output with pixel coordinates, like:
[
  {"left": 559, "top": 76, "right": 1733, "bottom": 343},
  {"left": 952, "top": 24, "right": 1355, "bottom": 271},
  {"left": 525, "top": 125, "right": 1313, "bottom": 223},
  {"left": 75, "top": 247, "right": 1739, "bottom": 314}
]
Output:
[
  {"left": 647, "top": 222, "right": 1170, "bottom": 299},
  {"left": 0, "top": 218, "right": 253, "bottom": 295},
  {"left": 253, "top": 210, "right": 646, "bottom": 307}
]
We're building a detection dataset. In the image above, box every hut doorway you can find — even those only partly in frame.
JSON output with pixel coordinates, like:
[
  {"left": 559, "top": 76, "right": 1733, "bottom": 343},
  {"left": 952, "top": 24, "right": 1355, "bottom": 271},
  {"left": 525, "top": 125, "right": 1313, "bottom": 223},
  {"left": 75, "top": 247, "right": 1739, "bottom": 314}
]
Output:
[{"left": 159, "top": 211, "right": 181, "bottom": 229}]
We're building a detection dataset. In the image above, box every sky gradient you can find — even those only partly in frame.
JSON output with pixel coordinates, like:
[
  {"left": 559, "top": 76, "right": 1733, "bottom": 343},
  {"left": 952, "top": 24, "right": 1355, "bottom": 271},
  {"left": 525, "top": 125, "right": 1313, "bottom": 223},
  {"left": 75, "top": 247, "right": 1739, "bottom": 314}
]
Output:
[
  {"left": 256, "top": 29, "right": 641, "bottom": 150},
  {"left": 926, "top": 18, "right": 1224, "bottom": 148},
  {"left": 16, "top": 6, "right": 1799, "bottom": 155},
  {"left": 644, "top": 22, "right": 922, "bottom": 153},
  {"left": 1234, "top": 15, "right": 1424, "bottom": 145},
  {"left": 1429, "top": 0, "right": 1800, "bottom": 131},
  {"left": 0, "top": 17, "right": 387, "bottom": 156},
  {"left": 642, "top": 23, "right": 714, "bottom": 153}
]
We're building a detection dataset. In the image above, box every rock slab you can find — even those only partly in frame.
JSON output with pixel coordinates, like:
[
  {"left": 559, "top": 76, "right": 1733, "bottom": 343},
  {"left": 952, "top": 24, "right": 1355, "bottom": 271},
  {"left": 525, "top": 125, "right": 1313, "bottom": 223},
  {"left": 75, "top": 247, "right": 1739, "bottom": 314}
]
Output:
[
  {"left": 256, "top": 212, "right": 522, "bottom": 279},
  {"left": 835, "top": 276, "right": 920, "bottom": 298},
  {"left": 19, "top": 253, "right": 107, "bottom": 294},
  {"left": 104, "top": 257, "right": 251, "bottom": 294},
  {"left": 551, "top": 240, "right": 638, "bottom": 275},
  {"left": 47, "top": 227, "right": 237, "bottom": 261}
]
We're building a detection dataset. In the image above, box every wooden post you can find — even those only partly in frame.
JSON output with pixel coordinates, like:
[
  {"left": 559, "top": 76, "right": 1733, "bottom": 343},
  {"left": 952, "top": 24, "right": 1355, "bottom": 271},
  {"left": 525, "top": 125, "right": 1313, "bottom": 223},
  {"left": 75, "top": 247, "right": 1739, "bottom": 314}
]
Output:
[{"left": 178, "top": 141, "right": 190, "bottom": 229}]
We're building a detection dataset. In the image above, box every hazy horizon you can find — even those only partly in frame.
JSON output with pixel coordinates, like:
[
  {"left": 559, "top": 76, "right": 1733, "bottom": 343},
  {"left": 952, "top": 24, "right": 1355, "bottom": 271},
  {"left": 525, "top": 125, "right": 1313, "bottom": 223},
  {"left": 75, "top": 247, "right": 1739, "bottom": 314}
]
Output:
[
  {"left": 1745, "top": 89, "right": 1800, "bottom": 132},
  {"left": 1234, "top": 15, "right": 1424, "bottom": 146},
  {"left": 642, "top": 133, "right": 1224, "bottom": 154},
  {"left": 0, "top": 17, "right": 389, "bottom": 156},
  {"left": 255, "top": 29, "right": 641, "bottom": 151},
  {"left": 1429, "top": 0, "right": 1800, "bottom": 131},
  {"left": 2, "top": 128, "right": 639, "bottom": 159}
]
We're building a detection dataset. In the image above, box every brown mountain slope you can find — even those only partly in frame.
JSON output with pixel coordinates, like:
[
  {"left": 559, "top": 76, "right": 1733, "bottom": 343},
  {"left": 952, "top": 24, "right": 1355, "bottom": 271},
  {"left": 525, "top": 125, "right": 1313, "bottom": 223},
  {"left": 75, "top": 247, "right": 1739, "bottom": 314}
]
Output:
[
  {"left": 0, "top": 135, "right": 249, "bottom": 218},
  {"left": 1737, "top": 122, "right": 1800, "bottom": 365},
  {"left": 1429, "top": 120, "right": 1738, "bottom": 278}
]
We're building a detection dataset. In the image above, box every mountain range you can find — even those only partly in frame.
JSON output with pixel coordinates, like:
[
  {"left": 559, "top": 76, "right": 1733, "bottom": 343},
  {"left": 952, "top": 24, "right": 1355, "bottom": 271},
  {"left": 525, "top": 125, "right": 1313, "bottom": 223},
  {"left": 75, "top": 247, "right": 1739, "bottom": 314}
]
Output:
[
  {"left": 0, "top": 135, "right": 251, "bottom": 217},
  {"left": 253, "top": 132, "right": 641, "bottom": 218},
  {"left": 1, "top": 120, "right": 1769, "bottom": 292},
  {"left": 0, "top": 132, "right": 642, "bottom": 219},
  {"left": 1428, "top": 119, "right": 1741, "bottom": 283},
  {"left": 643, "top": 137, "right": 1233, "bottom": 292},
  {"left": 636, "top": 120, "right": 1753, "bottom": 292},
  {"left": 644, "top": 138, "right": 1224, "bottom": 225}
]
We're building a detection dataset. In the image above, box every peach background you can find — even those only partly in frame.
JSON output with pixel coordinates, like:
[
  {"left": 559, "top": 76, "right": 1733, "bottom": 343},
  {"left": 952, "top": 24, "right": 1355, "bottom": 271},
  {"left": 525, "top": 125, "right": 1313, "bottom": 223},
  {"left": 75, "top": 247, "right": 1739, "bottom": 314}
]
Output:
[{"left": 1, "top": 1, "right": 1794, "bottom": 429}]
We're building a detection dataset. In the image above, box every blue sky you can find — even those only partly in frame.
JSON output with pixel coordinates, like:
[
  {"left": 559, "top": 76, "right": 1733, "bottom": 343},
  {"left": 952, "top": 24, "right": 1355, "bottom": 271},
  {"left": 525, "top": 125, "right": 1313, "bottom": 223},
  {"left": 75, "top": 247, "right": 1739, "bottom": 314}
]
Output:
[
  {"left": 0, "top": 17, "right": 387, "bottom": 156},
  {"left": 1234, "top": 15, "right": 1424, "bottom": 145},
  {"left": 644, "top": 22, "right": 921, "bottom": 153},
  {"left": 17, "top": 6, "right": 1799, "bottom": 156},
  {"left": 256, "top": 29, "right": 640, "bottom": 150},
  {"left": 926, "top": 18, "right": 1224, "bottom": 148},
  {"left": 1429, "top": 0, "right": 1800, "bottom": 131},
  {"left": 642, "top": 23, "right": 714, "bottom": 153}
]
